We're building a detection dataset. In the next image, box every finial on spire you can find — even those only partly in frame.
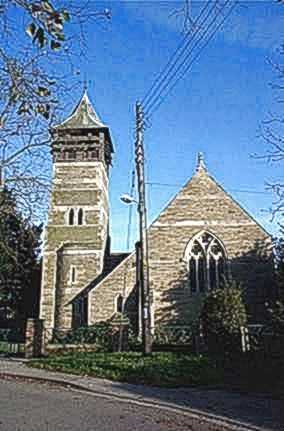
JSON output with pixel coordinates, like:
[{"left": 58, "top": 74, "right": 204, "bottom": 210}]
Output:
[
  {"left": 82, "top": 73, "right": 91, "bottom": 94},
  {"left": 83, "top": 79, "right": 87, "bottom": 92},
  {"left": 196, "top": 152, "right": 206, "bottom": 172}
]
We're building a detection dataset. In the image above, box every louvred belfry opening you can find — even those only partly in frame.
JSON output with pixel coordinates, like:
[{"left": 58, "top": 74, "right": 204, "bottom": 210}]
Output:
[{"left": 51, "top": 90, "right": 114, "bottom": 171}]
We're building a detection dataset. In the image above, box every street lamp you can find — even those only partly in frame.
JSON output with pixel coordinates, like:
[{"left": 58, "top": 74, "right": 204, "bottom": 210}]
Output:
[
  {"left": 120, "top": 194, "right": 137, "bottom": 205},
  {"left": 120, "top": 189, "right": 152, "bottom": 356}
]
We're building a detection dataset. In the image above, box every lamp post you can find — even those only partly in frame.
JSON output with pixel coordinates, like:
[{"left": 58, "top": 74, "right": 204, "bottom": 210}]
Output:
[
  {"left": 0, "top": 166, "right": 4, "bottom": 190},
  {"left": 120, "top": 190, "right": 152, "bottom": 355}
]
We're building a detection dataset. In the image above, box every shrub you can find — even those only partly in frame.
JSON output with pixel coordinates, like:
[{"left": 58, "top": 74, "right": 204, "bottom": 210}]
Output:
[
  {"left": 56, "top": 322, "right": 114, "bottom": 352},
  {"left": 264, "top": 300, "right": 284, "bottom": 356},
  {"left": 200, "top": 278, "right": 247, "bottom": 356},
  {"left": 128, "top": 326, "right": 141, "bottom": 351},
  {"left": 153, "top": 326, "right": 193, "bottom": 346},
  {"left": 266, "top": 300, "right": 284, "bottom": 336}
]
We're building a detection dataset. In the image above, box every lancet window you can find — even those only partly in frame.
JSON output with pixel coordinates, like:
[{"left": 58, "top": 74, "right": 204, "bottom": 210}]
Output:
[
  {"left": 67, "top": 208, "right": 84, "bottom": 226},
  {"left": 115, "top": 294, "right": 123, "bottom": 313},
  {"left": 78, "top": 208, "right": 84, "bottom": 225},
  {"left": 186, "top": 232, "right": 227, "bottom": 293},
  {"left": 68, "top": 208, "right": 75, "bottom": 225}
]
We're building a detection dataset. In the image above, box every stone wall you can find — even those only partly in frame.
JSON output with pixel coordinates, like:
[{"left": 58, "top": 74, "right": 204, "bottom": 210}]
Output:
[
  {"left": 148, "top": 167, "right": 273, "bottom": 324},
  {"left": 40, "top": 161, "right": 109, "bottom": 332},
  {"left": 25, "top": 318, "right": 44, "bottom": 358},
  {"left": 89, "top": 253, "right": 137, "bottom": 324},
  {"left": 89, "top": 166, "right": 274, "bottom": 328}
]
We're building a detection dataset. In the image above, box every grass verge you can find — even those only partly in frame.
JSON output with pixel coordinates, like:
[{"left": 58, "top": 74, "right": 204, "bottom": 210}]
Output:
[{"left": 28, "top": 352, "right": 224, "bottom": 388}]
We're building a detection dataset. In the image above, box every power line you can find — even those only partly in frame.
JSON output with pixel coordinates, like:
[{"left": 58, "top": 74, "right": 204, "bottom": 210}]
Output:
[
  {"left": 142, "top": 0, "right": 212, "bottom": 109},
  {"left": 145, "top": 0, "right": 236, "bottom": 118},
  {"left": 143, "top": 0, "right": 219, "bottom": 113},
  {"left": 144, "top": 0, "right": 237, "bottom": 119},
  {"left": 146, "top": 181, "right": 181, "bottom": 188},
  {"left": 146, "top": 181, "right": 270, "bottom": 195},
  {"left": 229, "top": 189, "right": 270, "bottom": 196}
]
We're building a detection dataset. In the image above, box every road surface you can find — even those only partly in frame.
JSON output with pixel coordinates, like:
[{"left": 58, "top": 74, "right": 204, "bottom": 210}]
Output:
[{"left": 0, "top": 377, "right": 211, "bottom": 431}]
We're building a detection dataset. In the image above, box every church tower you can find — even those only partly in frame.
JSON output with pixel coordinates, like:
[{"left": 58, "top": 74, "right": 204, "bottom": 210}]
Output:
[{"left": 40, "top": 91, "right": 114, "bottom": 333}]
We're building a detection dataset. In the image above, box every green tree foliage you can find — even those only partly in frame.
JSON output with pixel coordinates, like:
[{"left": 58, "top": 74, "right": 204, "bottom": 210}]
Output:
[
  {"left": 200, "top": 278, "right": 247, "bottom": 355},
  {"left": 0, "top": 188, "right": 41, "bottom": 319}
]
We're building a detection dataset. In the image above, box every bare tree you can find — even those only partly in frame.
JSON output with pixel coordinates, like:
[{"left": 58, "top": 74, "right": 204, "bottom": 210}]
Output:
[
  {"left": 257, "top": 44, "right": 284, "bottom": 220},
  {"left": 0, "top": 1, "right": 110, "bottom": 221},
  {"left": 170, "top": 0, "right": 224, "bottom": 35},
  {"left": 169, "top": 0, "right": 196, "bottom": 35}
]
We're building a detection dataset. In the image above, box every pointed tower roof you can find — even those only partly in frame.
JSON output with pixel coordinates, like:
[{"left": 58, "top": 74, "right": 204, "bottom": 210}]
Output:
[{"left": 54, "top": 90, "right": 107, "bottom": 129}]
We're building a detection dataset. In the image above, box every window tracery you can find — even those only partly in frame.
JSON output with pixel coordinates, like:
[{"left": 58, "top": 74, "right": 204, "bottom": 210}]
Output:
[{"left": 187, "top": 232, "right": 227, "bottom": 293}]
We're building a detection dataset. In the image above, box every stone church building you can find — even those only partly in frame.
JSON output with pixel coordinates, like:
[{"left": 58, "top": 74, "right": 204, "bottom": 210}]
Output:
[{"left": 40, "top": 92, "right": 274, "bottom": 335}]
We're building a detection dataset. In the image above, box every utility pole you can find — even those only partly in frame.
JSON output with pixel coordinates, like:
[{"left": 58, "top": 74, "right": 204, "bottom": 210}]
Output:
[
  {"left": 135, "top": 101, "right": 152, "bottom": 356},
  {"left": 0, "top": 166, "right": 4, "bottom": 190}
]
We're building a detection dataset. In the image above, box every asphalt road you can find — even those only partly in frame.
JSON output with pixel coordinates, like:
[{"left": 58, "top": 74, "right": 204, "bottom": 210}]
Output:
[{"left": 0, "top": 377, "right": 211, "bottom": 431}]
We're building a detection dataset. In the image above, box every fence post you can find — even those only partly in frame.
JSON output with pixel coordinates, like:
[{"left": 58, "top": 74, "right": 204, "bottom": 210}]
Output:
[
  {"left": 109, "top": 315, "right": 129, "bottom": 352},
  {"left": 25, "top": 319, "right": 44, "bottom": 358},
  {"left": 240, "top": 326, "right": 250, "bottom": 353}
]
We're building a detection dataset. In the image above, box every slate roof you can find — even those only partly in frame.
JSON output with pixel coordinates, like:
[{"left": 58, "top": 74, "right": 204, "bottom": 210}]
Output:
[{"left": 54, "top": 90, "right": 107, "bottom": 129}]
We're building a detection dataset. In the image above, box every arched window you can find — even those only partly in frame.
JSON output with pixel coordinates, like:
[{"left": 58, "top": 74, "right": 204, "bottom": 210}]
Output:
[
  {"left": 68, "top": 208, "right": 75, "bottom": 225},
  {"left": 186, "top": 232, "right": 227, "bottom": 293},
  {"left": 115, "top": 294, "right": 123, "bottom": 313},
  {"left": 78, "top": 208, "right": 83, "bottom": 225}
]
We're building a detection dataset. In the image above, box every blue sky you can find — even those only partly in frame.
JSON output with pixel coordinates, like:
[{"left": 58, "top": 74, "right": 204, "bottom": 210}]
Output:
[{"left": 56, "top": 1, "right": 284, "bottom": 251}]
